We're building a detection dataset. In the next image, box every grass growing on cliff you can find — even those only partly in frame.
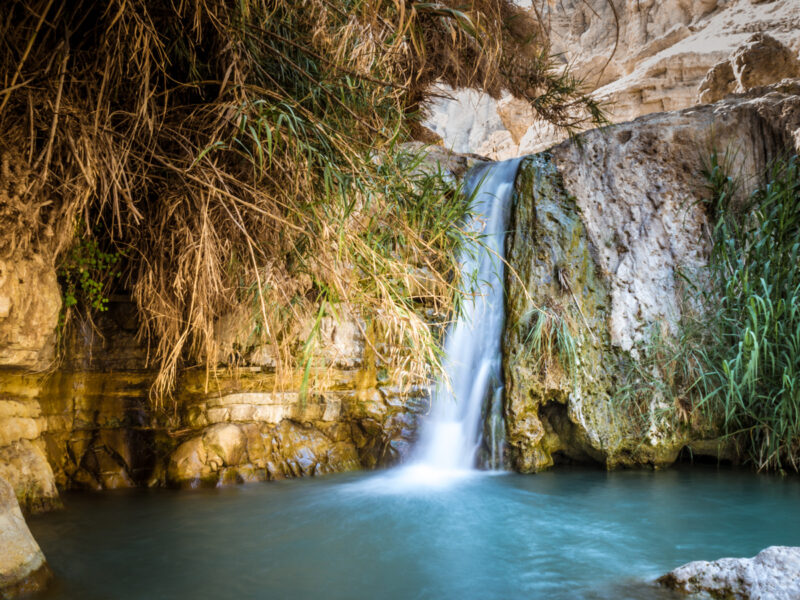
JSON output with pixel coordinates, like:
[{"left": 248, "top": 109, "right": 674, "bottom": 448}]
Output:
[
  {"left": 518, "top": 305, "right": 579, "bottom": 379},
  {"left": 694, "top": 155, "right": 800, "bottom": 471},
  {"left": 0, "top": 0, "right": 604, "bottom": 404}
]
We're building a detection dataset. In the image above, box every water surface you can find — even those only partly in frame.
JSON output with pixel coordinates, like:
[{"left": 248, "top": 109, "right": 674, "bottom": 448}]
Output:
[{"left": 29, "top": 465, "right": 800, "bottom": 600}]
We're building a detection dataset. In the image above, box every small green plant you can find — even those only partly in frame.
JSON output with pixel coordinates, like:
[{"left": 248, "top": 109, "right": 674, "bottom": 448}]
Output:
[
  {"left": 517, "top": 305, "right": 579, "bottom": 378},
  {"left": 58, "top": 233, "right": 121, "bottom": 315},
  {"left": 615, "top": 318, "right": 706, "bottom": 433}
]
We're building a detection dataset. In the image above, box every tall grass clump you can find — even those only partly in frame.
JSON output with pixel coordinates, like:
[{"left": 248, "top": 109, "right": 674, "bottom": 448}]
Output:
[
  {"left": 0, "top": 0, "right": 604, "bottom": 405},
  {"left": 517, "top": 305, "right": 579, "bottom": 379},
  {"left": 697, "top": 154, "right": 800, "bottom": 470}
]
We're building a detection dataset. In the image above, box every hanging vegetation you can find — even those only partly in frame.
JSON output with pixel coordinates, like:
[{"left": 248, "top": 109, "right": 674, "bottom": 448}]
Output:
[{"left": 0, "top": 0, "right": 604, "bottom": 404}]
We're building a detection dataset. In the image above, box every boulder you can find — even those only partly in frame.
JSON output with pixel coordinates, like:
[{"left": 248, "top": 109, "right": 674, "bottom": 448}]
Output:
[
  {"left": 731, "top": 33, "right": 800, "bottom": 92},
  {"left": 657, "top": 546, "right": 800, "bottom": 599},
  {"left": 0, "top": 440, "right": 60, "bottom": 514},
  {"left": 699, "top": 34, "right": 800, "bottom": 103},
  {"left": 698, "top": 60, "right": 737, "bottom": 104},
  {"left": 0, "top": 477, "right": 50, "bottom": 598},
  {"left": 165, "top": 419, "right": 364, "bottom": 487}
]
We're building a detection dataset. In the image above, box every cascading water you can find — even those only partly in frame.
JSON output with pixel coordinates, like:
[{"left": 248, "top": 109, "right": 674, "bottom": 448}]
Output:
[{"left": 408, "top": 157, "right": 523, "bottom": 478}]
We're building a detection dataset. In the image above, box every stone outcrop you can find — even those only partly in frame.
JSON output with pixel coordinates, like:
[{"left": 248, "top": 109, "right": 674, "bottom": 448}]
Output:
[
  {"left": 699, "top": 33, "right": 800, "bottom": 103},
  {"left": 0, "top": 292, "right": 428, "bottom": 505},
  {"left": 502, "top": 82, "right": 800, "bottom": 471},
  {"left": 657, "top": 546, "right": 800, "bottom": 599},
  {"left": 0, "top": 477, "right": 50, "bottom": 598},
  {"left": 159, "top": 370, "right": 426, "bottom": 488}
]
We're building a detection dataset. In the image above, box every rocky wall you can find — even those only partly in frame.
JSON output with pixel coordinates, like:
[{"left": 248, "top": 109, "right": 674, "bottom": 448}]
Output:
[{"left": 502, "top": 82, "right": 800, "bottom": 471}]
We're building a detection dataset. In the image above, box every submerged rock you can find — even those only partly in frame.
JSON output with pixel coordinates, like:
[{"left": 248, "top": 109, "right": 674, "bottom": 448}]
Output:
[
  {"left": 657, "top": 546, "right": 800, "bottom": 599},
  {"left": 0, "top": 477, "right": 50, "bottom": 598}
]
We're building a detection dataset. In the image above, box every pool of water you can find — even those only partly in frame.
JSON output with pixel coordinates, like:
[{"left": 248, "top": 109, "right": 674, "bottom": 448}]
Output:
[{"left": 28, "top": 465, "right": 800, "bottom": 600}]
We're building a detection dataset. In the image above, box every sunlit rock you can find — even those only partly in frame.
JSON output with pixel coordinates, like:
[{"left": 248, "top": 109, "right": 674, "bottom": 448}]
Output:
[
  {"left": 658, "top": 546, "right": 800, "bottom": 599},
  {"left": 699, "top": 33, "right": 800, "bottom": 103},
  {"left": 0, "top": 256, "right": 60, "bottom": 370}
]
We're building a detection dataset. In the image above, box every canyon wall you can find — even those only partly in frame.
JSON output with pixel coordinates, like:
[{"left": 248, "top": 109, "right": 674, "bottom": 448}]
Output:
[{"left": 425, "top": 0, "right": 800, "bottom": 157}]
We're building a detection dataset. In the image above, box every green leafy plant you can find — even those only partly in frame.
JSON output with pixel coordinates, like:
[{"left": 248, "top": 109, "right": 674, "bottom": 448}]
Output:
[
  {"left": 58, "top": 232, "right": 121, "bottom": 315},
  {"left": 517, "top": 305, "right": 579, "bottom": 378},
  {"left": 694, "top": 155, "right": 800, "bottom": 471}
]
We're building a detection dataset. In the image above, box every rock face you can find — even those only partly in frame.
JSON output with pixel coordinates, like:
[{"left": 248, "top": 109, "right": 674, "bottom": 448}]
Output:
[
  {"left": 425, "top": 0, "right": 800, "bottom": 158},
  {"left": 547, "top": 0, "right": 800, "bottom": 122},
  {"left": 502, "top": 82, "right": 800, "bottom": 471},
  {"left": 0, "top": 294, "right": 428, "bottom": 504},
  {"left": 0, "top": 255, "right": 61, "bottom": 370},
  {"left": 658, "top": 546, "right": 800, "bottom": 600},
  {"left": 699, "top": 33, "right": 800, "bottom": 103},
  {"left": 160, "top": 370, "right": 427, "bottom": 488},
  {"left": 0, "top": 477, "right": 50, "bottom": 598}
]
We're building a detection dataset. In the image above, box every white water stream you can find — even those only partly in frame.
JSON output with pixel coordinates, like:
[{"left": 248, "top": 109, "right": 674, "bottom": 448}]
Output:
[{"left": 401, "top": 157, "right": 523, "bottom": 484}]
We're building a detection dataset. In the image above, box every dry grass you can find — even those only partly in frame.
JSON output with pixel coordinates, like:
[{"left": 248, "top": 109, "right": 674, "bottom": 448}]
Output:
[{"left": 0, "top": 0, "right": 605, "bottom": 406}]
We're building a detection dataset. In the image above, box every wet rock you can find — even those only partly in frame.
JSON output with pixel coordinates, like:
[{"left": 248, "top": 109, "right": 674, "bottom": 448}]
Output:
[
  {"left": 165, "top": 418, "right": 363, "bottom": 487},
  {"left": 167, "top": 425, "right": 250, "bottom": 488},
  {"left": 0, "top": 477, "right": 51, "bottom": 598},
  {"left": 0, "top": 439, "right": 60, "bottom": 514},
  {"left": 657, "top": 546, "right": 800, "bottom": 599}
]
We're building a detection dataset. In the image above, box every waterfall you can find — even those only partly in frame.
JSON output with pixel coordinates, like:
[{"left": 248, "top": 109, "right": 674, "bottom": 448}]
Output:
[{"left": 410, "top": 157, "right": 522, "bottom": 476}]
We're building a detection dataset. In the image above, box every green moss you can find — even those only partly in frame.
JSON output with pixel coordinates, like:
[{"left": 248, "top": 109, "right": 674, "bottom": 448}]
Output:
[{"left": 502, "top": 155, "right": 690, "bottom": 472}]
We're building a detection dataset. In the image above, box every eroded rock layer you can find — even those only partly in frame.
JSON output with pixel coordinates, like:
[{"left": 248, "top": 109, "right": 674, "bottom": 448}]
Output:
[{"left": 426, "top": 0, "right": 800, "bottom": 157}]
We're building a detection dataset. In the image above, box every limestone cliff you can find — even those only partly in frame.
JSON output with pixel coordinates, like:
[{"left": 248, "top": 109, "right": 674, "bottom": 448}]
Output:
[
  {"left": 425, "top": 0, "right": 800, "bottom": 157},
  {"left": 502, "top": 81, "right": 800, "bottom": 471}
]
